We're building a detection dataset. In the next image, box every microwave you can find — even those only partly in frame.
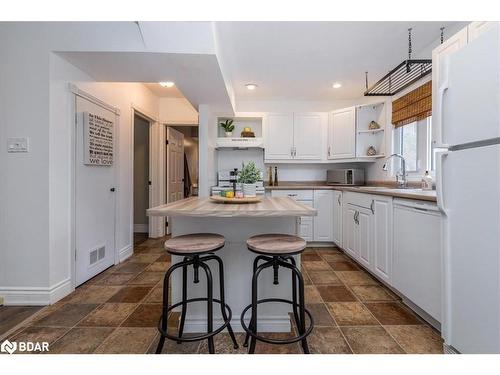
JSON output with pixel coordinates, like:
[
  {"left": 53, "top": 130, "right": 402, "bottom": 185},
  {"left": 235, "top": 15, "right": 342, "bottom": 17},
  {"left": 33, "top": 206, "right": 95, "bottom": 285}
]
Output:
[{"left": 327, "top": 169, "right": 365, "bottom": 186}]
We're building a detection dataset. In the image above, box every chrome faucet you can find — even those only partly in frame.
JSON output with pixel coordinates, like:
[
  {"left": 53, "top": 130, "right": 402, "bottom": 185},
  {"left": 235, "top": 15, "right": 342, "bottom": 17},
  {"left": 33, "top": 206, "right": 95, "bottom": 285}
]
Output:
[{"left": 382, "top": 154, "right": 407, "bottom": 188}]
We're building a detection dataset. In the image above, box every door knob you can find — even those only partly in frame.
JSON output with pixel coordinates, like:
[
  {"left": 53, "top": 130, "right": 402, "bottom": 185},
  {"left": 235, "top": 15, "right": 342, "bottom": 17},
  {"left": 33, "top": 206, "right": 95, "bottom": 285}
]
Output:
[{"left": 110, "top": 187, "right": 116, "bottom": 192}]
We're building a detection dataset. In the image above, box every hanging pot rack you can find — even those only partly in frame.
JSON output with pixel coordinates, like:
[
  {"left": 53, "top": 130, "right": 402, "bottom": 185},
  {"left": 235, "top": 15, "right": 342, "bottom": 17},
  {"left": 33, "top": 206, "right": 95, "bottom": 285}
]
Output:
[{"left": 364, "top": 28, "right": 434, "bottom": 96}]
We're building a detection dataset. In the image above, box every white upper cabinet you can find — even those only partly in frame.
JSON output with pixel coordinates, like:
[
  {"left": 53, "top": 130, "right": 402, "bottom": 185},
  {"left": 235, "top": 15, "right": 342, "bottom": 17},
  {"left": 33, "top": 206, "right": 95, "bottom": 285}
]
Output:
[
  {"left": 264, "top": 113, "right": 294, "bottom": 159},
  {"left": 264, "top": 112, "right": 326, "bottom": 161},
  {"left": 328, "top": 107, "right": 356, "bottom": 159},
  {"left": 467, "top": 21, "right": 496, "bottom": 42},
  {"left": 294, "top": 113, "right": 325, "bottom": 160},
  {"left": 313, "top": 190, "right": 334, "bottom": 241},
  {"left": 431, "top": 26, "right": 468, "bottom": 146}
]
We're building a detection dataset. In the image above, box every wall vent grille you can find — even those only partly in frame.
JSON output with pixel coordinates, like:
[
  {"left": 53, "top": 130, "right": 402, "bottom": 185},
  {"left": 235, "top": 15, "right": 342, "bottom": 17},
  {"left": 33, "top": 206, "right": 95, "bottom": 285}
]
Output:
[{"left": 89, "top": 246, "right": 105, "bottom": 265}]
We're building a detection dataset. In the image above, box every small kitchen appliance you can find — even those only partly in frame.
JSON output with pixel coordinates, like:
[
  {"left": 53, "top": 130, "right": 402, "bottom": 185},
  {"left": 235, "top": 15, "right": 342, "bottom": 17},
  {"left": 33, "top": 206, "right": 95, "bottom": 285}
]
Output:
[
  {"left": 211, "top": 169, "right": 265, "bottom": 196},
  {"left": 326, "top": 169, "right": 365, "bottom": 186}
]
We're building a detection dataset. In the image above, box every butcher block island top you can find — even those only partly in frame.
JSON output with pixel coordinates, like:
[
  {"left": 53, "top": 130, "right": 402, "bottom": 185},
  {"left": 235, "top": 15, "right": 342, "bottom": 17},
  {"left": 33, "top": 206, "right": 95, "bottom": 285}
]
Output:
[{"left": 147, "top": 196, "right": 317, "bottom": 218}]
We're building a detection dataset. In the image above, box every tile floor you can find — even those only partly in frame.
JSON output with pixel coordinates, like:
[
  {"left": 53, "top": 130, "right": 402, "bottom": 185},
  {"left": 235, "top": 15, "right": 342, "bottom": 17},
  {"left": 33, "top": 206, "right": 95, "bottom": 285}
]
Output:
[{"left": 4, "top": 237, "right": 443, "bottom": 354}]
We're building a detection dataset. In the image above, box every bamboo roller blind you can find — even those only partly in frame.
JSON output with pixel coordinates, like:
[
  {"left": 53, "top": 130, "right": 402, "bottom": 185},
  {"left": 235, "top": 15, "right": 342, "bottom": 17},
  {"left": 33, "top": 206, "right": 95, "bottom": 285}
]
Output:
[{"left": 392, "top": 81, "right": 432, "bottom": 128}]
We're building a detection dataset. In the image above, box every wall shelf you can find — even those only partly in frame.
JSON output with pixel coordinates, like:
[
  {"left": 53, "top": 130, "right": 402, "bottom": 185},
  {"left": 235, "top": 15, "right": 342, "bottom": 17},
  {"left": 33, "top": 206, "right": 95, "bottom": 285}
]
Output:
[{"left": 358, "top": 128, "right": 384, "bottom": 134}]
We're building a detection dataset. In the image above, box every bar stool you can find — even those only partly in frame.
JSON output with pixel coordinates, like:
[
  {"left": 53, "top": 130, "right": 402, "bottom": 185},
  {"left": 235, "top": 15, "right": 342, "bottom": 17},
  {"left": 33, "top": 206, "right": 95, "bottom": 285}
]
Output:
[
  {"left": 156, "top": 233, "right": 238, "bottom": 354},
  {"left": 240, "top": 234, "right": 314, "bottom": 354}
]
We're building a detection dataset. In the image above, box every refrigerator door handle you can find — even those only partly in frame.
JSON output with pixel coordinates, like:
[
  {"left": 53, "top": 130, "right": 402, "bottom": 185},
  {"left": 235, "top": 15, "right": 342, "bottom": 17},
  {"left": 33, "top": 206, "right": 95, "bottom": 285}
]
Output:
[
  {"left": 436, "top": 151, "right": 449, "bottom": 214},
  {"left": 435, "top": 56, "right": 450, "bottom": 148}
]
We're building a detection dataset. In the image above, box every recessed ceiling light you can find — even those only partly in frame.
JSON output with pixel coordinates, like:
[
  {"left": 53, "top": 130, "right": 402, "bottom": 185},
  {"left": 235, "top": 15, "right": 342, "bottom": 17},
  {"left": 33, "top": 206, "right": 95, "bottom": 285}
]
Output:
[
  {"left": 332, "top": 82, "right": 342, "bottom": 89},
  {"left": 159, "top": 81, "right": 175, "bottom": 88},
  {"left": 245, "top": 83, "right": 258, "bottom": 90}
]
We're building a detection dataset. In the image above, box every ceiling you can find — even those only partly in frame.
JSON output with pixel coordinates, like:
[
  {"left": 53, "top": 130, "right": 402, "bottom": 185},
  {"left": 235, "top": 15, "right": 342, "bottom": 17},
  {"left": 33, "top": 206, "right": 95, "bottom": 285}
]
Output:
[
  {"left": 143, "top": 83, "right": 186, "bottom": 98},
  {"left": 215, "top": 21, "right": 467, "bottom": 101},
  {"left": 57, "top": 51, "right": 233, "bottom": 112}
]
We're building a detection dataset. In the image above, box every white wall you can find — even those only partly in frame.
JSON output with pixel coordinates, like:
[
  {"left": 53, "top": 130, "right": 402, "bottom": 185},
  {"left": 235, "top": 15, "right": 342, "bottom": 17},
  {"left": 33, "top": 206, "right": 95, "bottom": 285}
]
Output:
[
  {"left": 198, "top": 105, "right": 218, "bottom": 196},
  {"left": 159, "top": 97, "right": 198, "bottom": 124}
]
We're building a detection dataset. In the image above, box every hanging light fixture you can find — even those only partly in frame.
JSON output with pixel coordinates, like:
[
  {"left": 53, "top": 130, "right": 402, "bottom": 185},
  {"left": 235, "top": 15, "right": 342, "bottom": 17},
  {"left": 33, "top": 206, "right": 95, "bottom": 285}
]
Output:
[{"left": 364, "top": 27, "right": 433, "bottom": 96}]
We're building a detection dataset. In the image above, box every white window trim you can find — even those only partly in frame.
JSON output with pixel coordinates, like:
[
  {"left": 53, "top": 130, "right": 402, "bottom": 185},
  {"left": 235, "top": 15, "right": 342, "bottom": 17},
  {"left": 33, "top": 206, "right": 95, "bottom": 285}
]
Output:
[{"left": 392, "top": 117, "right": 433, "bottom": 181}]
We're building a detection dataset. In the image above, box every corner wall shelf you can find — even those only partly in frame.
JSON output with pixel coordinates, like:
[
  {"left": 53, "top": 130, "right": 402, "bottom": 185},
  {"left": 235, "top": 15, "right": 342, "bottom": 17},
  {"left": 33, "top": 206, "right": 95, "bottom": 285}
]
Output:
[{"left": 358, "top": 129, "right": 384, "bottom": 134}]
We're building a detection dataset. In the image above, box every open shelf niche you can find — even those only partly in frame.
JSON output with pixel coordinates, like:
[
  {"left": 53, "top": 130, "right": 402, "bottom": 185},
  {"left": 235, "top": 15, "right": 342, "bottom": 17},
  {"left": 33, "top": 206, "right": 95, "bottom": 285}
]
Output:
[
  {"left": 217, "top": 116, "right": 263, "bottom": 138},
  {"left": 356, "top": 102, "right": 387, "bottom": 159}
]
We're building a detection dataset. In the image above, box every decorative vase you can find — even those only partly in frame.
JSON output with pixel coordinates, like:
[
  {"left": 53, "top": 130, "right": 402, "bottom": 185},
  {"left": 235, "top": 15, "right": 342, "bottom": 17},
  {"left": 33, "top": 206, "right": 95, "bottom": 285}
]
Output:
[
  {"left": 225, "top": 132, "right": 233, "bottom": 137},
  {"left": 242, "top": 183, "right": 256, "bottom": 197},
  {"left": 367, "top": 146, "right": 377, "bottom": 156}
]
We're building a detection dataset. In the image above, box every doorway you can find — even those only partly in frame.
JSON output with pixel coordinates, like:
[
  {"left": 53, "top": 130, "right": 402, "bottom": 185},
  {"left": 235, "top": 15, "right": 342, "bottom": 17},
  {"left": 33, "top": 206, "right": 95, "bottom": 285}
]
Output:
[
  {"left": 169, "top": 125, "right": 199, "bottom": 197},
  {"left": 133, "top": 113, "right": 152, "bottom": 245}
]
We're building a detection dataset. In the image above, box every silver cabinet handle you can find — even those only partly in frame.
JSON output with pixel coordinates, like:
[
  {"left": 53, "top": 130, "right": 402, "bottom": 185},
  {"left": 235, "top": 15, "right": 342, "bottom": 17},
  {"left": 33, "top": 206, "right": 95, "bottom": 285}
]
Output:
[
  {"left": 370, "top": 200, "right": 374, "bottom": 214},
  {"left": 337, "top": 195, "right": 341, "bottom": 205},
  {"left": 328, "top": 146, "right": 331, "bottom": 157},
  {"left": 288, "top": 194, "right": 298, "bottom": 197},
  {"left": 291, "top": 147, "right": 294, "bottom": 157}
]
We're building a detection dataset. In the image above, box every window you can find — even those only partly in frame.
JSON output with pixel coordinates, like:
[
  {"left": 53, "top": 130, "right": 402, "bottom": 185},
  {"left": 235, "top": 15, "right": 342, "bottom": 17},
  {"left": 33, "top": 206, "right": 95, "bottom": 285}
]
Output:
[{"left": 393, "top": 116, "right": 433, "bottom": 177}]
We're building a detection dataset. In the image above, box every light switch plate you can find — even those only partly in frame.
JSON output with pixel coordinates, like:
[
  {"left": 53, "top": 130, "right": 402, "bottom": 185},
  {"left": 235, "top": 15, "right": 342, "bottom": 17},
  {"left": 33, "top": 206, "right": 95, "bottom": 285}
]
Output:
[{"left": 7, "top": 137, "right": 29, "bottom": 153}]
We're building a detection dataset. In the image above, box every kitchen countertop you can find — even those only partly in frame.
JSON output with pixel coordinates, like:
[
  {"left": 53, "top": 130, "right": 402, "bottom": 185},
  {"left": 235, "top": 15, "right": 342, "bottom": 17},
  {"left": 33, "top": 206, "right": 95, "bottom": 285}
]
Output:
[
  {"left": 147, "top": 196, "right": 317, "bottom": 218},
  {"left": 265, "top": 181, "right": 437, "bottom": 202}
]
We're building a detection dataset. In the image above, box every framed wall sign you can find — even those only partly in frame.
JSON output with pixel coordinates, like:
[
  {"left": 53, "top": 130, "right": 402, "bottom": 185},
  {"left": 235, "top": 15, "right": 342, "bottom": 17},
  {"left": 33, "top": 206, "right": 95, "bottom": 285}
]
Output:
[{"left": 83, "top": 111, "right": 114, "bottom": 166}]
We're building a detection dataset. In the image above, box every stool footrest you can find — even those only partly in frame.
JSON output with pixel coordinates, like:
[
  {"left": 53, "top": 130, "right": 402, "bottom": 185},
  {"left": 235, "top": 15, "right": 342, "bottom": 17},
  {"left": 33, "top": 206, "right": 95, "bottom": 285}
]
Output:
[
  {"left": 158, "top": 297, "right": 233, "bottom": 342},
  {"left": 240, "top": 298, "right": 314, "bottom": 345}
]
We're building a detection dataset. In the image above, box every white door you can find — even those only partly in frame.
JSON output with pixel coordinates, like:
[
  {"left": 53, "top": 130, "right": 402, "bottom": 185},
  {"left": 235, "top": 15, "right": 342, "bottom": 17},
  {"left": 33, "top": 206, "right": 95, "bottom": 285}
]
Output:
[
  {"left": 332, "top": 190, "right": 343, "bottom": 247},
  {"left": 356, "top": 207, "right": 372, "bottom": 270},
  {"left": 313, "top": 190, "right": 334, "bottom": 241},
  {"left": 293, "top": 113, "right": 324, "bottom": 160},
  {"left": 75, "top": 96, "right": 116, "bottom": 286},
  {"left": 167, "top": 127, "right": 184, "bottom": 203},
  {"left": 431, "top": 26, "right": 468, "bottom": 146},
  {"left": 343, "top": 204, "right": 358, "bottom": 259},
  {"left": 264, "top": 113, "right": 294, "bottom": 160},
  {"left": 439, "top": 145, "right": 500, "bottom": 353},
  {"left": 372, "top": 196, "right": 392, "bottom": 283},
  {"left": 441, "top": 25, "right": 500, "bottom": 147},
  {"left": 330, "top": 107, "right": 356, "bottom": 159}
]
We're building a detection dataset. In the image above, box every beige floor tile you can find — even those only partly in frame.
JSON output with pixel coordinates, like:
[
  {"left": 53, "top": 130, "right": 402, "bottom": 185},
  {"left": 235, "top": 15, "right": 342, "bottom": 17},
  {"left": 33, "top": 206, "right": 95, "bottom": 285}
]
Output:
[
  {"left": 365, "top": 302, "right": 422, "bottom": 325},
  {"left": 385, "top": 325, "right": 443, "bottom": 354},
  {"left": 307, "top": 326, "right": 352, "bottom": 354},
  {"left": 316, "top": 285, "right": 357, "bottom": 302},
  {"left": 49, "top": 327, "right": 114, "bottom": 354},
  {"left": 62, "top": 285, "right": 123, "bottom": 304},
  {"left": 78, "top": 303, "right": 137, "bottom": 327},
  {"left": 306, "top": 303, "right": 335, "bottom": 326},
  {"left": 128, "top": 271, "right": 164, "bottom": 285},
  {"left": 305, "top": 285, "right": 323, "bottom": 303},
  {"left": 302, "top": 261, "right": 331, "bottom": 272},
  {"left": 308, "top": 270, "right": 343, "bottom": 285},
  {"left": 147, "top": 262, "right": 170, "bottom": 272},
  {"left": 335, "top": 271, "right": 379, "bottom": 286},
  {"left": 94, "top": 327, "right": 157, "bottom": 354},
  {"left": 33, "top": 304, "right": 99, "bottom": 327},
  {"left": 341, "top": 326, "right": 404, "bottom": 354},
  {"left": 198, "top": 332, "right": 246, "bottom": 354},
  {"left": 326, "top": 302, "right": 379, "bottom": 326},
  {"left": 351, "top": 285, "right": 398, "bottom": 302}
]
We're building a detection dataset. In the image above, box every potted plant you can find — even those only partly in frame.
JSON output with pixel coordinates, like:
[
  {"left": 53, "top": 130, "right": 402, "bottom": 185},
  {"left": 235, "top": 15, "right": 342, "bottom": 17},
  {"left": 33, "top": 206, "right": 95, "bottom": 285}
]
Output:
[
  {"left": 238, "top": 161, "right": 261, "bottom": 197},
  {"left": 219, "top": 119, "right": 235, "bottom": 137}
]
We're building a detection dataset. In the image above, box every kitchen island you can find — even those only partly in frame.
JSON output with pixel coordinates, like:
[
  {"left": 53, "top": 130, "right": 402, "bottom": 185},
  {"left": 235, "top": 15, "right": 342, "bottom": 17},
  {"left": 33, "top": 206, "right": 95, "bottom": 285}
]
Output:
[{"left": 147, "top": 197, "right": 316, "bottom": 333}]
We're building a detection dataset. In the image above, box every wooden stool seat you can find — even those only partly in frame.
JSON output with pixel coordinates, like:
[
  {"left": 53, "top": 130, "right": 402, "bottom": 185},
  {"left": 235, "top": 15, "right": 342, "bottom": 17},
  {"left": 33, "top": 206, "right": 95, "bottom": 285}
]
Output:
[
  {"left": 164, "top": 233, "right": 225, "bottom": 255},
  {"left": 246, "top": 234, "right": 306, "bottom": 255}
]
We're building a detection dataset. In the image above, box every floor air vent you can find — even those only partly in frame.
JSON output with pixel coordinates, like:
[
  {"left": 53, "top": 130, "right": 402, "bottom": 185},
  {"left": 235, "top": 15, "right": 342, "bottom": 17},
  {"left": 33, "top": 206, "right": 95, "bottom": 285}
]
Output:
[{"left": 89, "top": 246, "right": 105, "bottom": 265}]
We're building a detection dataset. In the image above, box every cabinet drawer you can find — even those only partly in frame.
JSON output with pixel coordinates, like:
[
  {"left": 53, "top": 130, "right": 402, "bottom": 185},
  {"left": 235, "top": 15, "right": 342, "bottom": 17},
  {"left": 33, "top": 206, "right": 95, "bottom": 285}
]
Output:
[
  {"left": 271, "top": 189, "right": 313, "bottom": 200},
  {"left": 343, "top": 191, "right": 374, "bottom": 210}
]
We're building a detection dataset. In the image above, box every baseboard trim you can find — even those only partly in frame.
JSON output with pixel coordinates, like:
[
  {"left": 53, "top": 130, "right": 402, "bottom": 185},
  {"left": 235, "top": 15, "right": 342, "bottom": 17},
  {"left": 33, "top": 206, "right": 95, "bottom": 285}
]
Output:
[
  {"left": 306, "top": 242, "right": 336, "bottom": 247},
  {"left": 133, "top": 224, "right": 148, "bottom": 233},
  {"left": 180, "top": 315, "right": 291, "bottom": 334},
  {"left": 0, "top": 278, "right": 72, "bottom": 306},
  {"left": 118, "top": 244, "right": 133, "bottom": 263}
]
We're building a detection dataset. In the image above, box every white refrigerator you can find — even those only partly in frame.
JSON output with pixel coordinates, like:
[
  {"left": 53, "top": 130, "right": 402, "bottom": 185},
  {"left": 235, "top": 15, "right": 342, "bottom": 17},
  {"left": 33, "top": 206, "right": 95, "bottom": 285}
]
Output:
[{"left": 436, "top": 24, "right": 500, "bottom": 353}]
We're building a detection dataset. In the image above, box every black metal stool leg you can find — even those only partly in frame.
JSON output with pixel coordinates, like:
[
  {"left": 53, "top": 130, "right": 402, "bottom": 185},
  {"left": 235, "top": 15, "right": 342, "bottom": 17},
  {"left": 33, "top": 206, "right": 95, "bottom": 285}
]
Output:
[
  {"left": 244, "top": 255, "right": 269, "bottom": 347},
  {"left": 289, "top": 263, "right": 310, "bottom": 354},
  {"left": 248, "top": 261, "right": 273, "bottom": 354},
  {"left": 283, "top": 256, "right": 301, "bottom": 331},
  {"left": 156, "top": 260, "right": 188, "bottom": 354},
  {"left": 211, "top": 255, "right": 239, "bottom": 349},
  {"left": 177, "top": 258, "right": 189, "bottom": 343},
  {"left": 199, "top": 262, "right": 215, "bottom": 354}
]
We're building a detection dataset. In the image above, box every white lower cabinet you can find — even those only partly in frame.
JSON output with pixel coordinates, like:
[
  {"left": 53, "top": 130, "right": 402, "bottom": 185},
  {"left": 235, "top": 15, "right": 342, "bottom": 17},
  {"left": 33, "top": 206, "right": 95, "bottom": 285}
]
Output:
[
  {"left": 372, "top": 196, "right": 393, "bottom": 283},
  {"left": 298, "top": 201, "right": 314, "bottom": 242},
  {"left": 313, "top": 190, "right": 334, "bottom": 241},
  {"left": 341, "top": 191, "right": 441, "bottom": 324},
  {"left": 332, "top": 190, "right": 343, "bottom": 247},
  {"left": 271, "top": 190, "right": 314, "bottom": 241}
]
